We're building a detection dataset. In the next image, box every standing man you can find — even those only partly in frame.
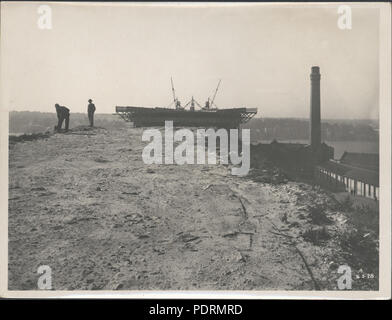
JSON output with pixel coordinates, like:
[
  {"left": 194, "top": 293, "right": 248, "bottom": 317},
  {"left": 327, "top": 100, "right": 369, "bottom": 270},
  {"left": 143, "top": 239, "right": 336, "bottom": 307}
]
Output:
[
  {"left": 54, "top": 103, "right": 70, "bottom": 132},
  {"left": 88, "top": 99, "right": 96, "bottom": 127}
]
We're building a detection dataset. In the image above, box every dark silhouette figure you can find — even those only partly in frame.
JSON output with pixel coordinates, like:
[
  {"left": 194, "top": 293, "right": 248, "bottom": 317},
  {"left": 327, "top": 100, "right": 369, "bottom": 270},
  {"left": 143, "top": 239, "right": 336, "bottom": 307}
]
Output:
[
  {"left": 54, "top": 103, "right": 70, "bottom": 132},
  {"left": 88, "top": 99, "right": 96, "bottom": 127},
  {"left": 204, "top": 99, "right": 210, "bottom": 110}
]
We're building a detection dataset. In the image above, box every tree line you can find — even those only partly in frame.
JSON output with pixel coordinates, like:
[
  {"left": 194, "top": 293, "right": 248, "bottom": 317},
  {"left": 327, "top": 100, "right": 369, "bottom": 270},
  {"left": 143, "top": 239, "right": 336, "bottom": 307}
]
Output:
[{"left": 243, "top": 118, "right": 378, "bottom": 142}]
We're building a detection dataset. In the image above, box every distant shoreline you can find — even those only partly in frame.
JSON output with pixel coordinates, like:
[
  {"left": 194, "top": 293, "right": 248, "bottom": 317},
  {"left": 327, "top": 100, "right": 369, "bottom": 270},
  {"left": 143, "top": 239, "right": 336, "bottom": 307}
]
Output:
[{"left": 8, "top": 110, "right": 379, "bottom": 122}]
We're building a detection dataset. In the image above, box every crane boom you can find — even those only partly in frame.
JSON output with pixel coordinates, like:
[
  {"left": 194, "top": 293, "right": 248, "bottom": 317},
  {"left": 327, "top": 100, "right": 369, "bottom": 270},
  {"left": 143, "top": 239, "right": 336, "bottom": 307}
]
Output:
[
  {"left": 210, "top": 79, "right": 221, "bottom": 107},
  {"left": 171, "top": 77, "right": 176, "bottom": 103}
]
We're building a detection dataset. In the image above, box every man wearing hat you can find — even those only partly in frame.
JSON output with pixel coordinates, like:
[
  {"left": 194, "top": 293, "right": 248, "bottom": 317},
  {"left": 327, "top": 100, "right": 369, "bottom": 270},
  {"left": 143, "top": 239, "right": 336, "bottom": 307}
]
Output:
[{"left": 87, "top": 99, "right": 96, "bottom": 127}]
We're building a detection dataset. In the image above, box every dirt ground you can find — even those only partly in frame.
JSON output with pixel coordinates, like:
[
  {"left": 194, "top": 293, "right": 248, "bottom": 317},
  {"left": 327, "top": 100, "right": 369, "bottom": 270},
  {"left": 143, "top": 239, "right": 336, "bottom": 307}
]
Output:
[{"left": 8, "top": 126, "right": 378, "bottom": 290}]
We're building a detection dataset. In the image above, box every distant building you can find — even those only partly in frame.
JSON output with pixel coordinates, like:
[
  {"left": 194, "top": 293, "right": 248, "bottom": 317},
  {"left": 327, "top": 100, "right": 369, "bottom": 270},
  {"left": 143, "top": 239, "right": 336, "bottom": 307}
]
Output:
[
  {"left": 250, "top": 66, "right": 334, "bottom": 177},
  {"left": 250, "top": 66, "right": 379, "bottom": 201},
  {"left": 340, "top": 152, "right": 378, "bottom": 171},
  {"left": 315, "top": 152, "right": 379, "bottom": 200},
  {"left": 251, "top": 140, "right": 333, "bottom": 177}
]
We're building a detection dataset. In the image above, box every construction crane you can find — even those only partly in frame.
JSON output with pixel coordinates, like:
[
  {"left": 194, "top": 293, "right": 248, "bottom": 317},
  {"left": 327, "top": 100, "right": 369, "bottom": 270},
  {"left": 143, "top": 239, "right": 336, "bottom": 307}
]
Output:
[
  {"left": 184, "top": 96, "right": 203, "bottom": 111},
  {"left": 167, "top": 78, "right": 222, "bottom": 111},
  {"left": 210, "top": 79, "right": 221, "bottom": 108},
  {"left": 204, "top": 79, "right": 221, "bottom": 110},
  {"left": 170, "top": 77, "right": 183, "bottom": 110}
]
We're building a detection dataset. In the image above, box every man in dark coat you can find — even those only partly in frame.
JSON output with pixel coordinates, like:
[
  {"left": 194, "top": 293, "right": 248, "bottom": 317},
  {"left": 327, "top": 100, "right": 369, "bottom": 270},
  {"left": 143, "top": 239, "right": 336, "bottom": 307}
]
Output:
[
  {"left": 54, "top": 103, "right": 70, "bottom": 132},
  {"left": 87, "top": 99, "right": 96, "bottom": 127}
]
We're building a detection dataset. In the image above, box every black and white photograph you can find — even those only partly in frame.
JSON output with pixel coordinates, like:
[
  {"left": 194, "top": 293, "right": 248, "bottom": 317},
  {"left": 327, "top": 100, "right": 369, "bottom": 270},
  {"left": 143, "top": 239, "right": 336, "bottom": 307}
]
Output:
[{"left": 0, "top": 1, "right": 390, "bottom": 299}]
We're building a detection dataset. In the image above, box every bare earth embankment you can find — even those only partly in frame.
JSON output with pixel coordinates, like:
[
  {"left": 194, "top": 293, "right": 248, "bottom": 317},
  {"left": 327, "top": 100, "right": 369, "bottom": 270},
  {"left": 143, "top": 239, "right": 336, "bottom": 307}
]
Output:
[{"left": 8, "top": 126, "right": 378, "bottom": 290}]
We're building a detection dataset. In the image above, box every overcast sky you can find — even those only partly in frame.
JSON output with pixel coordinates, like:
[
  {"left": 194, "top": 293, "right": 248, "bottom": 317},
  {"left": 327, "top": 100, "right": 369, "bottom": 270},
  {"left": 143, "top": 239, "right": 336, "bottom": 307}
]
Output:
[{"left": 1, "top": 2, "right": 379, "bottom": 119}]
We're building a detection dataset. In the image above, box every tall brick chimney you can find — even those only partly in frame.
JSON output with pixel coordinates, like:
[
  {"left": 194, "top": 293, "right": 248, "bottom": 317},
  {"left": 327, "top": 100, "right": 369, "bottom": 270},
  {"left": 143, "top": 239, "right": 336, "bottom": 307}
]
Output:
[{"left": 310, "top": 66, "right": 321, "bottom": 149}]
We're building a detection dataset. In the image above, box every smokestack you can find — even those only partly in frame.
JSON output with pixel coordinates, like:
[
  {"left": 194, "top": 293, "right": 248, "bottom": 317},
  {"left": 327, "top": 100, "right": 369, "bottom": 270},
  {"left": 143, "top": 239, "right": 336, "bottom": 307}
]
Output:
[{"left": 310, "top": 66, "right": 321, "bottom": 149}]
